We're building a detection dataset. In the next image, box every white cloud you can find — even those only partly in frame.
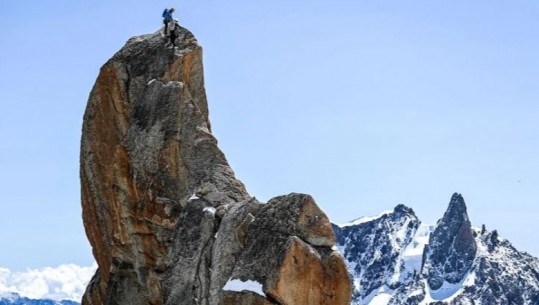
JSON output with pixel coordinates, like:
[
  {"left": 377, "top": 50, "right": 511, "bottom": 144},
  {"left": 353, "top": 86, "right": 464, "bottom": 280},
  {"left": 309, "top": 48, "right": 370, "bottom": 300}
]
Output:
[{"left": 0, "top": 263, "right": 96, "bottom": 302}]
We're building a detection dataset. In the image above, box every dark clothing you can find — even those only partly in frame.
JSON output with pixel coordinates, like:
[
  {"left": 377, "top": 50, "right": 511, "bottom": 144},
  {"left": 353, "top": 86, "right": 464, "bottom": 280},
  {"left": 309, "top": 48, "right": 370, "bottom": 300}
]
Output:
[
  {"left": 164, "top": 19, "right": 169, "bottom": 35},
  {"left": 169, "top": 22, "right": 180, "bottom": 47}
]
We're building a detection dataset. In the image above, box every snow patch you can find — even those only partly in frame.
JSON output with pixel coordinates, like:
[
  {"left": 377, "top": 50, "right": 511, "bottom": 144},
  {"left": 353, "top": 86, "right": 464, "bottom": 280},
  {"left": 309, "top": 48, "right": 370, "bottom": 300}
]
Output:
[
  {"left": 428, "top": 281, "right": 462, "bottom": 300},
  {"left": 203, "top": 207, "right": 216, "bottom": 215},
  {"left": 223, "top": 278, "right": 265, "bottom": 297},
  {"left": 408, "top": 288, "right": 423, "bottom": 297},
  {"left": 419, "top": 271, "right": 476, "bottom": 305},
  {"left": 464, "top": 271, "right": 476, "bottom": 286},
  {"left": 398, "top": 224, "right": 433, "bottom": 283},
  {"left": 369, "top": 292, "right": 393, "bottom": 305},
  {"left": 361, "top": 285, "right": 393, "bottom": 305},
  {"left": 196, "top": 126, "right": 211, "bottom": 134},
  {"left": 188, "top": 193, "right": 199, "bottom": 201}
]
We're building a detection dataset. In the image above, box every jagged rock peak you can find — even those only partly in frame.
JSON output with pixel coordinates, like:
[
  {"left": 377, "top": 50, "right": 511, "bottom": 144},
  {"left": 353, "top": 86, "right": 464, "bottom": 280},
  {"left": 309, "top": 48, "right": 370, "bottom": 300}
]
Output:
[
  {"left": 333, "top": 203, "right": 421, "bottom": 302},
  {"left": 81, "top": 27, "right": 351, "bottom": 305},
  {"left": 423, "top": 192, "right": 477, "bottom": 290},
  {"left": 336, "top": 204, "right": 417, "bottom": 229},
  {"left": 443, "top": 192, "right": 469, "bottom": 220},
  {"left": 393, "top": 204, "right": 416, "bottom": 216}
]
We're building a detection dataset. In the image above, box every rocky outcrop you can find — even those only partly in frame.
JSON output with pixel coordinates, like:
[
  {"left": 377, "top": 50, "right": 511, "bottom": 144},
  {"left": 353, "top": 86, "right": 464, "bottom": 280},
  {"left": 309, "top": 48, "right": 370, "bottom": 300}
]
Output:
[
  {"left": 220, "top": 194, "right": 350, "bottom": 305},
  {"left": 80, "top": 27, "right": 351, "bottom": 305}
]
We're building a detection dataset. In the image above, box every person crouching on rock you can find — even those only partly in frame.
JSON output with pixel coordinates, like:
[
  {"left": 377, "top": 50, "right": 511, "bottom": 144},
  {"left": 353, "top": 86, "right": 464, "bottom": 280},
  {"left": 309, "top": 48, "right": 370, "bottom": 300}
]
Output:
[{"left": 162, "top": 7, "right": 175, "bottom": 35}]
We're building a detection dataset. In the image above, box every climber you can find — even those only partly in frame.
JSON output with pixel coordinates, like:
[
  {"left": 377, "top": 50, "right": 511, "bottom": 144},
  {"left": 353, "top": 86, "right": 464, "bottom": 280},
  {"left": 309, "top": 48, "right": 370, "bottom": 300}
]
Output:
[
  {"left": 162, "top": 7, "right": 175, "bottom": 35},
  {"left": 169, "top": 20, "right": 181, "bottom": 48}
]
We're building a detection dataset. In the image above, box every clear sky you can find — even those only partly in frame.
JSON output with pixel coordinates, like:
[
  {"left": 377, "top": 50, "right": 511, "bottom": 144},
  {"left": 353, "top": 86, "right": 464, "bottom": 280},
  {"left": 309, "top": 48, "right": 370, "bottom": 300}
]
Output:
[{"left": 0, "top": 1, "right": 538, "bottom": 271}]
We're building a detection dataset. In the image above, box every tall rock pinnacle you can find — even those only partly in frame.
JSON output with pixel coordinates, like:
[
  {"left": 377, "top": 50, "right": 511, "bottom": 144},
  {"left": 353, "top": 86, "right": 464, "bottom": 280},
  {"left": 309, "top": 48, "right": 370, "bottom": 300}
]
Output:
[
  {"left": 80, "top": 27, "right": 351, "bottom": 305},
  {"left": 422, "top": 193, "right": 477, "bottom": 290}
]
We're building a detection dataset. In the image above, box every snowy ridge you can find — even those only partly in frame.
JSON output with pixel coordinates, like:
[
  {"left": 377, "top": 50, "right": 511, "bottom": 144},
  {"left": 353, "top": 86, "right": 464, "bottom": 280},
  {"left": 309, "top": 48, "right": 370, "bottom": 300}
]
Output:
[
  {"left": 333, "top": 194, "right": 539, "bottom": 305},
  {"left": 332, "top": 204, "right": 421, "bottom": 304},
  {"left": 336, "top": 210, "right": 394, "bottom": 228},
  {"left": 0, "top": 292, "right": 79, "bottom": 305},
  {"left": 203, "top": 206, "right": 216, "bottom": 215}
]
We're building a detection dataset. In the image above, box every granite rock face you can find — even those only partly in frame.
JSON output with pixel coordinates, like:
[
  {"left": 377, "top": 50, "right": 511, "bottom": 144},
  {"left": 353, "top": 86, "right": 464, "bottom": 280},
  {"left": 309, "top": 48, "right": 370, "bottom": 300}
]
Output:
[
  {"left": 80, "top": 27, "right": 351, "bottom": 305},
  {"left": 221, "top": 194, "right": 350, "bottom": 305}
]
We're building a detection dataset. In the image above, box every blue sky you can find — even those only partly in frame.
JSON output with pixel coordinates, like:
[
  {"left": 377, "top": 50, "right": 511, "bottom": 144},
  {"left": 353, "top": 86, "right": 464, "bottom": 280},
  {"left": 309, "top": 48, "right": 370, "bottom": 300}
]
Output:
[{"left": 0, "top": 1, "right": 538, "bottom": 271}]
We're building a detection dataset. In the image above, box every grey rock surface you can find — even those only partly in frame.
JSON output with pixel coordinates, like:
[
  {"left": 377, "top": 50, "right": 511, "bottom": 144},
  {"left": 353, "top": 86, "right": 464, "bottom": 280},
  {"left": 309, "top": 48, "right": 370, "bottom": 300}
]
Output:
[
  {"left": 423, "top": 193, "right": 477, "bottom": 290},
  {"left": 225, "top": 194, "right": 351, "bottom": 305}
]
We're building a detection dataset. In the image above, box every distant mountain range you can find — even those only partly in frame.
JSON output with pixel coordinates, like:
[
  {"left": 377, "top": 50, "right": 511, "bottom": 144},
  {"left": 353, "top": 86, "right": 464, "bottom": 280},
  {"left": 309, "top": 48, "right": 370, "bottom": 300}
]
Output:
[
  {"left": 0, "top": 263, "right": 93, "bottom": 305},
  {"left": 0, "top": 293, "right": 78, "bottom": 305},
  {"left": 333, "top": 193, "right": 539, "bottom": 305}
]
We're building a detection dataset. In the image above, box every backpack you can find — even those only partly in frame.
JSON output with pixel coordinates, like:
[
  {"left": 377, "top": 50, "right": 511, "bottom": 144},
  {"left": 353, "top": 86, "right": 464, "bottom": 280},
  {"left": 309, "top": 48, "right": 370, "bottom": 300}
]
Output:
[{"left": 162, "top": 9, "right": 167, "bottom": 18}]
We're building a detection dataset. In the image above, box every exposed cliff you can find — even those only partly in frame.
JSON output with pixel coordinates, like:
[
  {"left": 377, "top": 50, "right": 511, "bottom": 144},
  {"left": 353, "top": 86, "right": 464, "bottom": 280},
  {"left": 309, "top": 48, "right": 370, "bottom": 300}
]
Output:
[{"left": 80, "top": 27, "right": 351, "bottom": 305}]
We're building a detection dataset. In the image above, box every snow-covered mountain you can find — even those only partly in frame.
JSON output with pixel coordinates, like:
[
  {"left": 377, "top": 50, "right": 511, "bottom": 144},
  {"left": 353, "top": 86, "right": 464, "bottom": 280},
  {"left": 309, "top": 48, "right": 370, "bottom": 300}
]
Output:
[
  {"left": 0, "top": 293, "right": 78, "bottom": 305},
  {"left": 333, "top": 193, "right": 539, "bottom": 305},
  {"left": 0, "top": 264, "right": 95, "bottom": 305}
]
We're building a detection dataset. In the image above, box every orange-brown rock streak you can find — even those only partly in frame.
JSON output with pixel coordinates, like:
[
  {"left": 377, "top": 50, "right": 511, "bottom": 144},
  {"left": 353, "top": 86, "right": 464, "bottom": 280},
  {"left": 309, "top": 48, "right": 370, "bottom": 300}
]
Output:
[{"left": 268, "top": 237, "right": 352, "bottom": 305}]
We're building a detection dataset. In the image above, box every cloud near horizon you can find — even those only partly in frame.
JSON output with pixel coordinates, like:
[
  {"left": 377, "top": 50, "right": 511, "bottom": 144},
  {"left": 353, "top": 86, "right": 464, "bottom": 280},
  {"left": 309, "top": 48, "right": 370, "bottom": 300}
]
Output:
[{"left": 0, "top": 263, "right": 96, "bottom": 302}]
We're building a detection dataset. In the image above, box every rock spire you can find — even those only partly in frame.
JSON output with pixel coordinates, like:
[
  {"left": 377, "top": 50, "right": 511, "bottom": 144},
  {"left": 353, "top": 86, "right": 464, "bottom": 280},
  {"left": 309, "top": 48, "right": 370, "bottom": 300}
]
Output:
[
  {"left": 422, "top": 193, "right": 477, "bottom": 290},
  {"left": 80, "top": 27, "right": 351, "bottom": 305}
]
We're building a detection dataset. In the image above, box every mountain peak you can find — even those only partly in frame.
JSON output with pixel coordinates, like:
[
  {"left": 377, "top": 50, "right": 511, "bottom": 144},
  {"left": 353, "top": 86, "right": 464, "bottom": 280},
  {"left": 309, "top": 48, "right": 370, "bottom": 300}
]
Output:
[
  {"left": 435, "top": 192, "right": 471, "bottom": 229},
  {"left": 423, "top": 193, "right": 477, "bottom": 290},
  {"left": 446, "top": 192, "right": 468, "bottom": 215},
  {"left": 334, "top": 194, "right": 539, "bottom": 304},
  {"left": 394, "top": 204, "right": 416, "bottom": 217}
]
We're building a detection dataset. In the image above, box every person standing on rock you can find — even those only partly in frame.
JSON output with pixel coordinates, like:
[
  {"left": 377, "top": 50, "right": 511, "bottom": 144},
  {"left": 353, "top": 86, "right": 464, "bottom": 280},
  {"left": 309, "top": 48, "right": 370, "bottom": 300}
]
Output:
[{"left": 162, "top": 7, "right": 175, "bottom": 35}]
